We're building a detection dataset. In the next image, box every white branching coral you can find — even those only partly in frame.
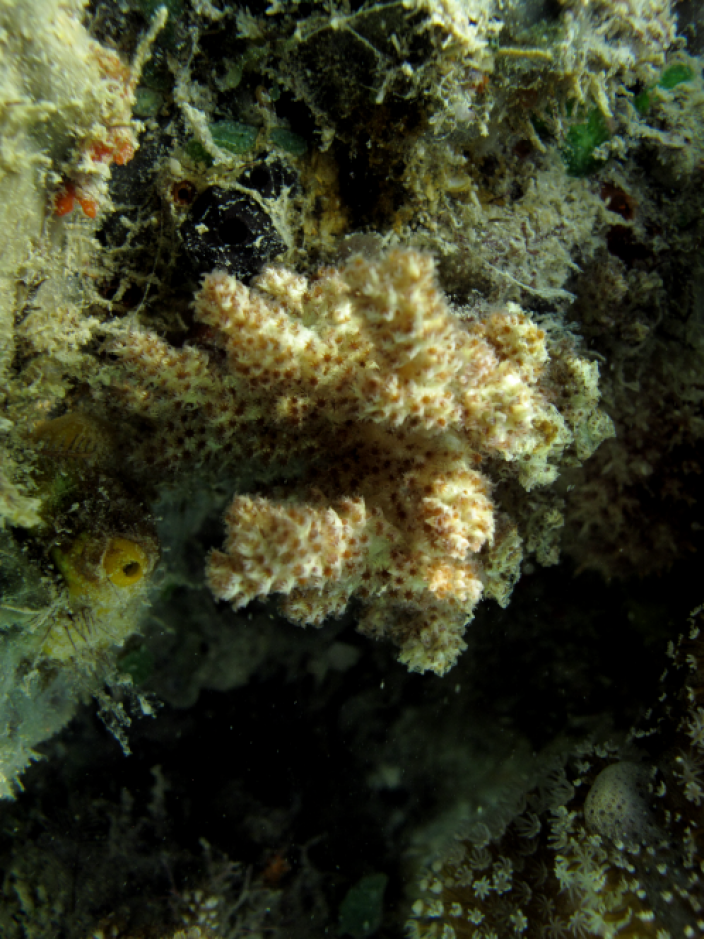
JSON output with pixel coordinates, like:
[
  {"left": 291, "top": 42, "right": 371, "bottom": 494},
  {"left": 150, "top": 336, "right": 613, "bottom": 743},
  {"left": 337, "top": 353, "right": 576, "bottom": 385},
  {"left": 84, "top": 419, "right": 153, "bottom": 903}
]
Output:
[{"left": 102, "top": 248, "right": 611, "bottom": 674}]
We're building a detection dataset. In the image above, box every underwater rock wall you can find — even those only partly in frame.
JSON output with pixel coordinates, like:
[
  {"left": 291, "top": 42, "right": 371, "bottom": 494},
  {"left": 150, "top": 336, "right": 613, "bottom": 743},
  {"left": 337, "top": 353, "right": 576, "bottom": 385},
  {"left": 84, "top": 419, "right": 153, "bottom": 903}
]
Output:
[{"left": 0, "top": 0, "right": 703, "bottom": 936}]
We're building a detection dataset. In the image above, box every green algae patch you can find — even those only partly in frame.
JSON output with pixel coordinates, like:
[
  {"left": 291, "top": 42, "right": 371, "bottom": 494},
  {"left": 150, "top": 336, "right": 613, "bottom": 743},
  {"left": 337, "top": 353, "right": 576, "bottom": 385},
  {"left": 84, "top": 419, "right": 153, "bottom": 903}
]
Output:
[
  {"left": 339, "top": 872, "right": 388, "bottom": 938},
  {"left": 185, "top": 139, "right": 214, "bottom": 166},
  {"left": 211, "top": 120, "right": 259, "bottom": 154},
  {"left": 633, "top": 88, "right": 652, "bottom": 115},
  {"left": 118, "top": 645, "right": 155, "bottom": 685},
  {"left": 562, "top": 107, "right": 610, "bottom": 177},
  {"left": 186, "top": 121, "right": 307, "bottom": 164},
  {"left": 270, "top": 126, "right": 308, "bottom": 156},
  {"left": 658, "top": 63, "right": 694, "bottom": 90},
  {"left": 186, "top": 120, "right": 259, "bottom": 165},
  {"left": 634, "top": 63, "right": 695, "bottom": 114},
  {"left": 134, "top": 86, "right": 163, "bottom": 117}
]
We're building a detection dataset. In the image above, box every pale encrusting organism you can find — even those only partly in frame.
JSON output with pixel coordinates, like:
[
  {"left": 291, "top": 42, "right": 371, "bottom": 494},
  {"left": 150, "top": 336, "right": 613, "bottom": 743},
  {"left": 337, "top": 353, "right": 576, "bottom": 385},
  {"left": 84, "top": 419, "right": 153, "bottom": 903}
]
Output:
[{"left": 100, "top": 247, "right": 612, "bottom": 674}]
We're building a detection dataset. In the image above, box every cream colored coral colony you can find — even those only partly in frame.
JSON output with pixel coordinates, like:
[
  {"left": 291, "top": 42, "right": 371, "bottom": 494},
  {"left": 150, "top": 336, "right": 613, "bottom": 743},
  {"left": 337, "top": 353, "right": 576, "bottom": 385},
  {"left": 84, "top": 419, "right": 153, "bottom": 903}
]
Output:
[{"left": 105, "top": 248, "right": 613, "bottom": 674}]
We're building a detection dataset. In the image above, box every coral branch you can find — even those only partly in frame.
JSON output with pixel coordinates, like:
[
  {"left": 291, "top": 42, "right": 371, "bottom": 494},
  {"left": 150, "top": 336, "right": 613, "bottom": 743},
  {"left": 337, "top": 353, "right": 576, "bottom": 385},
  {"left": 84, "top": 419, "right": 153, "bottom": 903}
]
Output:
[{"left": 102, "top": 249, "right": 611, "bottom": 673}]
